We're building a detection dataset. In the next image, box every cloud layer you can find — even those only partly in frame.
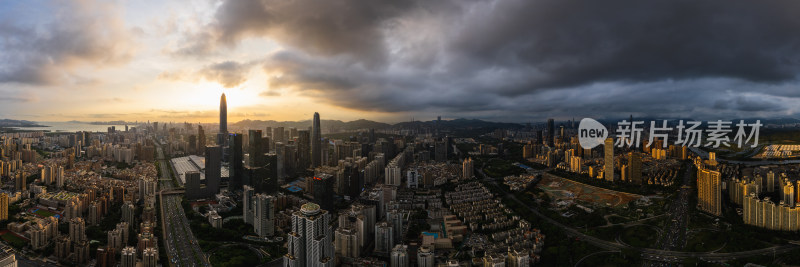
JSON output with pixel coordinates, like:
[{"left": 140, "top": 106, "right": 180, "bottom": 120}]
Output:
[
  {"left": 0, "top": 0, "right": 136, "bottom": 85},
  {"left": 168, "top": 0, "right": 800, "bottom": 120}
]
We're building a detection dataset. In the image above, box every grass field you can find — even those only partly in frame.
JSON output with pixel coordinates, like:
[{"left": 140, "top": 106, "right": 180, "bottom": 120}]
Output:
[
  {"left": 537, "top": 174, "right": 641, "bottom": 207},
  {"left": 0, "top": 231, "right": 28, "bottom": 248},
  {"left": 33, "top": 209, "right": 56, "bottom": 217}
]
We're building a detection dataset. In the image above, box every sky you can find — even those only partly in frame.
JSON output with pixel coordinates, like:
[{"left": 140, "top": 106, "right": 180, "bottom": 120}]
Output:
[{"left": 2, "top": 0, "right": 800, "bottom": 123}]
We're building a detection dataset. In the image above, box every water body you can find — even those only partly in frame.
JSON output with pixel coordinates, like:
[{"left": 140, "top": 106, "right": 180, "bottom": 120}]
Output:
[{"left": 10, "top": 121, "right": 133, "bottom": 133}]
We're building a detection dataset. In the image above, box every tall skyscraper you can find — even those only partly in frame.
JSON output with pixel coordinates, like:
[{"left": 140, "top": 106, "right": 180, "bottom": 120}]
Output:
[
  {"left": 228, "top": 133, "right": 244, "bottom": 190},
  {"left": 604, "top": 138, "right": 615, "bottom": 182},
  {"left": 297, "top": 130, "right": 311, "bottom": 170},
  {"left": 698, "top": 167, "right": 722, "bottom": 216},
  {"left": 254, "top": 194, "right": 275, "bottom": 237},
  {"left": 313, "top": 174, "right": 335, "bottom": 211},
  {"left": 285, "top": 203, "right": 334, "bottom": 267},
  {"left": 205, "top": 146, "right": 222, "bottom": 195},
  {"left": 198, "top": 125, "right": 206, "bottom": 156},
  {"left": 218, "top": 93, "right": 228, "bottom": 146},
  {"left": 312, "top": 112, "right": 322, "bottom": 168},
  {"left": 547, "top": 118, "right": 555, "bottom": 147},
  {"left": 243, "top": 185, "right": 255, "bottom": 225},
  {"left": 627, "top": 152, "right": 642, "bottom": 184},
  {"left": 248, "top": 130, "right": 264, "bottom": 168}
]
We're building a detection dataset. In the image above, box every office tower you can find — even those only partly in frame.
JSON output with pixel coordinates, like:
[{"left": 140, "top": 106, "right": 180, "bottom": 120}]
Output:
[
  {"left": 70, "top": 217, "right": 86, "bottom": 243},
  {"left": 391, "top": 244, "right": 409, "bottom": 267},
  {"left": 342, "top": 164, "right": 363, "bottom": 199},
  {"left": 273, "top": 127, "right": 285, "bottom": 149},
  {"left": 604, "top": 138, "right": 614, "bottom": 182},
  {"left": 313, "top": 174, "right": 335, "bottom": 211},
  {"left": 374, "top": 221, "right": 394, "bottom": 253},
  {"left": 218, "top": 93, "right": 228, "bottom": 146},
  {"left": 254, "top": 194, "right": 275, "bottom": 237},
  {"left": 257, "top": 154, "right": 279, "bottom": 194},
  {"left": 628, "top": 152, "right": 642, "bottom": 184},
  {"left": 334, "top": 227, "right": 360, "bottom": 259},
  {"left": 417, "top": 245, "right": 434, "bottom": 267},
  {"left": 462, "top": 158, "right": 473, "bottom": 179},
  {"left": 229, "top": 133, "right": 244, "bottom": 190},
  {"left": 547, "top": 118, "right": 555, "bottom": 147},
  {"left": 298, "top": 130, "right": 311, "bottom": 170},
  {"left": 698, "top": 168, "right": 722, "bottom": 216},
  {"left": 206, "top": 146, "right": 222, "bottom": 195},
  {"left": 312, "top": 112, "right": 322, "bottom": 167},
  {"left": 198, "top": 125, "right": 206, "bottom": 155},
  {"left": 0, "top": 193, "right": 7, "bottom": 221},
  {"left": 284, "top": 203, "right": 334, "bottom": 267},
  {"left": 184, "top": 171, "right": 202, "bottom": 200},
  {"left": 142, "top": 247, "right": 158, "bottom": 267},
  {"left": 248, "top": 130, "right": 264, "bottom": 167},
  {"left": 121, "top": 246, "right": 136, "bottom": 267},
  {"left": 243, "top": 185, "right": 255, "bottom": 225}
]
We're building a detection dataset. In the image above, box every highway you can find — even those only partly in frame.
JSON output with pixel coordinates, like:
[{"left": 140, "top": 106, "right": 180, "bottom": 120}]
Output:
[
  {"left": 157, "top": 144, "right": 211, "bottom": 267},
  {"left": 475, "top": 165, "right": 798, "bottom": 264}
]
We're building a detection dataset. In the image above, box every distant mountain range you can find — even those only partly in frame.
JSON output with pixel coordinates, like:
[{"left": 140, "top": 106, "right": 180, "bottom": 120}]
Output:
[
  {"left": 0, "top": 119, "right": 44, "bottom": 127},
  {"left": 232, "top": 118, "right": 523, "bottom": 131}
]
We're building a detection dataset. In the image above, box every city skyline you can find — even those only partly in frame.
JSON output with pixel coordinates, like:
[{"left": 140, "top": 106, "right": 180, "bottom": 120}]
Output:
[{"left": 4, "top": 1, "right": 800, "bottom": 123}]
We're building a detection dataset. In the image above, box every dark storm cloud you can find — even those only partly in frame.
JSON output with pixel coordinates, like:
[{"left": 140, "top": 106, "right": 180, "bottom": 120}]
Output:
[
  {"left": 0, "top": 0, "right": 135, "bottom": 85},
  {"left": 182, "top": 0, "right": 800, "bottom": 120},
  {"left": 197, "top": 61, "right": 257, "bottom": 88}
]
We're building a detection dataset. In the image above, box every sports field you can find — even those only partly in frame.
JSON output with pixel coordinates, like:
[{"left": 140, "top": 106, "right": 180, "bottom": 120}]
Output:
[{"left": 537, "top": 174, "right": 641, "bottom": 207}]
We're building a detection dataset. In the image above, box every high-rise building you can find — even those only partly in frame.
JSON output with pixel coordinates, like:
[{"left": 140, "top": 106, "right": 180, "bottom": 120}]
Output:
[
  {"left": 547, "top": 118, "right": 555, "bottom": 147},
  {"left": 462, "top": 158, "right": 473, "bottom": 179},
  {"left": 313, "top": 174, "right": 335, "bottom": 211},
  {"left": 229, "top": 133, "right": 244, "bottom": 190},
  {"left": 122, "top": 201, "right": 135, "bottom": 224},
  {"left": 628, "top": 152, "right": 642, "bottom": 184},
  {"left": 242, "top": 185, "right": 255, "bottom": 223},
  {"left": 374, "top": 221, "right": 394, "bottom": 253},
  {"left": 142, "top": 247, "right": 158, "bottom": 267},
  {"left": 121, "top": 246, "right": 136, "bottom": 267},
  {"left": 284, "top": 203, "right": 334, "bottom": 267},
  {"left": 698, "top": 167, "right": 722, "bottom": 216},
  {"left": 218, "top": 93, "right": 228, "bottom": 146},
  {"left": 70, "top": 217, "right": 86, "bottom": 243},
  {"left": 248, "top": 130, "right": 264, "bottom": 168},
  {"left": 334, "top": 227, "right": 360, "bottom": 259},
  {"left": 783, "top": 180, "right": 796, "bottom": 207},
  {"left": 205, "top": 146, "right": 222, "bottom": 195},
  {"left": 312, "top": 112, "right": 322, "bottom": 168},
  {"left": 298, "top": 130, "right": 311, "bottom": 170},
  {"left": 604, "top": 138, "right": 615, "bottom": 182},
  {"left": 390, "top": 244, "right": 409, "bottom": 267},
  {"left": 254, "top": 194, "right": 275, "bottom": 237},
  {"left": 508, "top": 247, "right": 530, "bottom": 267},
  {"left": 417, "top": 245, "right": 434, "bottom": 267},
  {"left": 0, "top": 193, "right": 7, "bottom": 221},
  {"left": 198, "top": 125, "right": 206, "bottom": 156}
]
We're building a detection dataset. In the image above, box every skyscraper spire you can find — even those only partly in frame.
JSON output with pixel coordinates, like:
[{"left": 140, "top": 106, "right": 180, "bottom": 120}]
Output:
[
  {"left": 220, "top": 93, "right": 228, "bottom": 134},
  {"left": 311, "top": 112, "right": 321, "bottom": 167},
  {"left": 218, "top": 93, "right": 228, "bottom": 146}
]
